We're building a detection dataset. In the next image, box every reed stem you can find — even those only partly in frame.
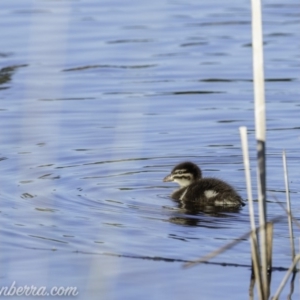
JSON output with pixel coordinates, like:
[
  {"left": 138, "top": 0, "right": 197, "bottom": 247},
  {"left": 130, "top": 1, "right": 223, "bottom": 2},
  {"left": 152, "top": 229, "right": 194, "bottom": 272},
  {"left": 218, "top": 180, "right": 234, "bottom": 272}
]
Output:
[
  {"left": 251, "top": 0, "right": 268, "bottom": 297},
  {"left": 271, "top": 254, "right": 300, "bottom": 300},
  {"left": 282, "top": 150, "right": 295, "bottom": 260},
  {"left": 239, "top": 126, "right": 263, "bottom": 299}
]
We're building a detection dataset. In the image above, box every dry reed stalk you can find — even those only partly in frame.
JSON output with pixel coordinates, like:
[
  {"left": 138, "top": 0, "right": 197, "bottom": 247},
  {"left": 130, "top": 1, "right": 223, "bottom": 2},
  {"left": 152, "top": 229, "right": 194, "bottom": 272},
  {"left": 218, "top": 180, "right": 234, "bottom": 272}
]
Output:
[
  {"left": 266, "top": 222, "right": 273, "bottom": 298},
  {"left": 239, "top": 126, "right": 263, "bottom": 299},
  {"left": 250, "top": 232, "right": 263, "bottom": 300},
  {"left": 251, "top": 0, "right": 268, "bottom": 297},
  {"left": 282, "top": 150, "right": 295, "bottom": 260},
  {"left": 271, "top": 254, "right": 300, "bottom": 300},
  {"left": 183, "top": 215, "right": 283, "bottom": 269}
]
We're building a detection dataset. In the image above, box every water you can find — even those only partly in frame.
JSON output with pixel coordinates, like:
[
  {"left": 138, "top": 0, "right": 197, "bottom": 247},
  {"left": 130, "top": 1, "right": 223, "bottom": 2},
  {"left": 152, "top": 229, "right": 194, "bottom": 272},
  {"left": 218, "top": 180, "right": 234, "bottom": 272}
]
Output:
[{"left": 0, "top": 0, "right": 299, "bottom": 299}]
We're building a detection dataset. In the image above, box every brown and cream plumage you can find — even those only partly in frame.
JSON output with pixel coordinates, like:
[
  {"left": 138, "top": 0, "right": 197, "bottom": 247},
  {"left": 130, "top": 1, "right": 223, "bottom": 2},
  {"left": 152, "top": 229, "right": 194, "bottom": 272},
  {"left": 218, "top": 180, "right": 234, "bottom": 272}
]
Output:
[{"left": 163, "top": 161, "right": 245, "bottom": 207}]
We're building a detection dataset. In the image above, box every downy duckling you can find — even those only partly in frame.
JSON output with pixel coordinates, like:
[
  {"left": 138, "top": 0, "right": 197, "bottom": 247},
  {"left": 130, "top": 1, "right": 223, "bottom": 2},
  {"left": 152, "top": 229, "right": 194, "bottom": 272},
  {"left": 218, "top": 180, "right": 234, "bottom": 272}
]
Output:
[{"left": 163, "top": 161, "right": 245, "bottom": 207}]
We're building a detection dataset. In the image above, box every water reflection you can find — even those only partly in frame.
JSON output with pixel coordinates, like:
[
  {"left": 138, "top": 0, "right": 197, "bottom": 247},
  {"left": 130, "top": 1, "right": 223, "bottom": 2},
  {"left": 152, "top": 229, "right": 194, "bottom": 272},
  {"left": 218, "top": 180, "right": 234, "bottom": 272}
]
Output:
[
  {"left": 169, "top": 199, "right": 243, "bottom": 227},
  {"left": 0, "top": 64, "right": 27, "bottom": 87},
  {"left": 248, "top": 268, "right": 297, "bottom": 300}
]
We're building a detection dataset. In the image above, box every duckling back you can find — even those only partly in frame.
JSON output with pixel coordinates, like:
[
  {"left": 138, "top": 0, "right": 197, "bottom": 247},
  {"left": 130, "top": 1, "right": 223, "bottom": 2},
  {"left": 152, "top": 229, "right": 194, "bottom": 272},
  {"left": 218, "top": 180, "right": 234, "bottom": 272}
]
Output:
[{"left": 173, "top": 178, "right": 245, "bottom": 207}]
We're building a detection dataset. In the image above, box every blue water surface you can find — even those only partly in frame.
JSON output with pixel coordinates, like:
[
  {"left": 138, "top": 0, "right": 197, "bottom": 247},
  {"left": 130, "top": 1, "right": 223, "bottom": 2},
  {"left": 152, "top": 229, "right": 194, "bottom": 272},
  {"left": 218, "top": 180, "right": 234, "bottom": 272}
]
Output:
[{"left": 0, "top": 0, "right": 299, "bottom": 299}]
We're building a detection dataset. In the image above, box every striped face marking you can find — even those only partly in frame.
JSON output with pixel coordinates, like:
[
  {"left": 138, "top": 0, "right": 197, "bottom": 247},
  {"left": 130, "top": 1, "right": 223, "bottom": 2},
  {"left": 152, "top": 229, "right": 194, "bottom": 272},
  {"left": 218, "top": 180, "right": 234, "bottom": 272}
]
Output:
[
  {"left": 172, "top": 169, "right": 193, "bottom": 187},
  {"left": 163, "top": 165, "right": 199, "bottom": 188}
]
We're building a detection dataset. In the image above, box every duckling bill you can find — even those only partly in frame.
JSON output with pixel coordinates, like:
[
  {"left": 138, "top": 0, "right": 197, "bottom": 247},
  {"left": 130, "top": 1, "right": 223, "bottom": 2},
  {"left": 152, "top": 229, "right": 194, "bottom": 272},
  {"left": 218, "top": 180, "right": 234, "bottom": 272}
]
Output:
[{"left": 163, "top": 161, "right": 245, "bottom": 207}]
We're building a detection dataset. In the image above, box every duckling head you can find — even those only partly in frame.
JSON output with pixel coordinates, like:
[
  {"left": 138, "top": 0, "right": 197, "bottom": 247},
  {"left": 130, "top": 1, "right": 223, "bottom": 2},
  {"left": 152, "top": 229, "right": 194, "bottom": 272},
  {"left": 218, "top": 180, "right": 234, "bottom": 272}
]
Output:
[{"left": 163, "top": 161, "right": 202, "bottom": 187}]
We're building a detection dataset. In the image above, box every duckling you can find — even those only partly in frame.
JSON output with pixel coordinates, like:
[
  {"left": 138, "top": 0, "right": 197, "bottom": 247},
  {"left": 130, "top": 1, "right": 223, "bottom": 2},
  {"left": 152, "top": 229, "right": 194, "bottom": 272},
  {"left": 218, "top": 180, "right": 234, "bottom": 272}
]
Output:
[{"left": 163, "top": 162, "right": 245, "bottom": 207}]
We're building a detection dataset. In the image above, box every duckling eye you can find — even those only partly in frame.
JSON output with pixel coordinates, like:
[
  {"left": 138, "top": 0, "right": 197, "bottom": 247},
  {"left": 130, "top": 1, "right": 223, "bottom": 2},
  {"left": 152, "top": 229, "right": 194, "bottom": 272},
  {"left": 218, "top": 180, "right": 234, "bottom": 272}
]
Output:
[{"left": 178, "top": 170, "right": 183, "bottom": 174}]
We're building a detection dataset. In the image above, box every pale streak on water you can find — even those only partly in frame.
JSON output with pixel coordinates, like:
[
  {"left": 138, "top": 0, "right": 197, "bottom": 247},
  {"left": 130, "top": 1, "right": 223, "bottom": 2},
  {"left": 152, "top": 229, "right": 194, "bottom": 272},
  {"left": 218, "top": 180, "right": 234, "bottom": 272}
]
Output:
[{"left": 0, "top": 0, "right": 299, "bottom": 299}]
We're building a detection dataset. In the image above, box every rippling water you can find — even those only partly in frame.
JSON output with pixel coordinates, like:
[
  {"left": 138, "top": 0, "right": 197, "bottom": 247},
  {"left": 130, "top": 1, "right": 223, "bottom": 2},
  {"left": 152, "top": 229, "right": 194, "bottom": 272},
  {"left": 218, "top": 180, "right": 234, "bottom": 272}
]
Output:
[{"left": 0, "top": 0, "right": 299, "bottom": 299}]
